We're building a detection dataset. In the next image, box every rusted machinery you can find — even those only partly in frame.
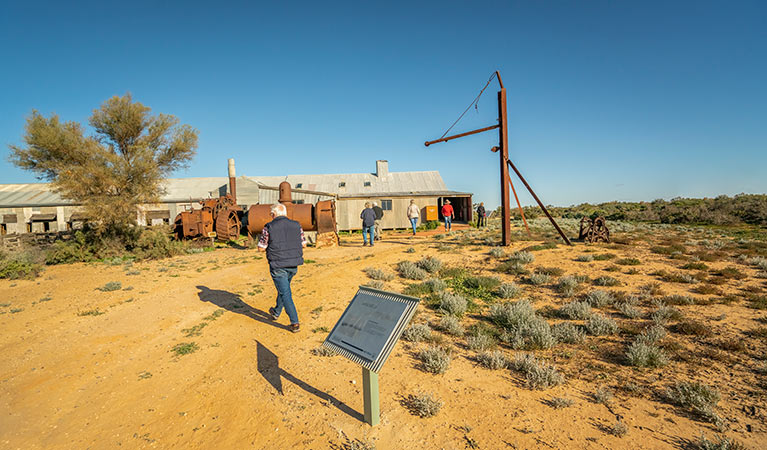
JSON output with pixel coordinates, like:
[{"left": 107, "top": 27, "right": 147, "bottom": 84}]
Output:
[
  {"left": 174, "top": 194, "right": 241, "bottom": 241},
  {"left": 578, "top": 216, "right": 610, "bottom": 243},
  {"left": 174, "top": 171, "right": 338, "bottom": 247}
]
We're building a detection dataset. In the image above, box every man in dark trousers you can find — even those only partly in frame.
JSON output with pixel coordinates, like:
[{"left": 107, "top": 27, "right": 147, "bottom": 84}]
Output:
[
  {"left": 257, "top": 203, "right": 306, "bottom": 333},
  {"left": 372, "top": 201, "right": 384, "bottom": 241},
  {"left": 477, "top": 202, "right": 486, "bottom": 227}
]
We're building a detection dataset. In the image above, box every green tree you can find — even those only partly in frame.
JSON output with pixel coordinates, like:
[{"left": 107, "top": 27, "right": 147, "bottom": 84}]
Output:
[{"left": 9, "top": 94, "right": 198, "bottom": 234}]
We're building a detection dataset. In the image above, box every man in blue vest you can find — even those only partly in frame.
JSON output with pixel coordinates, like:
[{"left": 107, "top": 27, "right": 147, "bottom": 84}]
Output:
[{"left": 257, "top": 203, "right": 306, "bottom": 333}]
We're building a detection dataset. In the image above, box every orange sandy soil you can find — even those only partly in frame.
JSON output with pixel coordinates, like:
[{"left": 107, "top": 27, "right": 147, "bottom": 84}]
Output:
[{"left": 1, "top": 225, "right": 766, "bottom": 449}]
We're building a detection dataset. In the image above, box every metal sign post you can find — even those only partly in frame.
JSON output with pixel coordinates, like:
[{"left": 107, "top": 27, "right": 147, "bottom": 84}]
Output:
[{"left": 323, "top": 286, "right": 420, "bottom": 426}]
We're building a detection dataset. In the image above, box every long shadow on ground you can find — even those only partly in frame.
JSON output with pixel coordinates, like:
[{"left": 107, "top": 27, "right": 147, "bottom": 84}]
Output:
[
  {"left": 256, "top": 340, "right": 363, "bottom": 422},
  {"left": 196, "top": 285, "right": 290, "bottom": 332}
]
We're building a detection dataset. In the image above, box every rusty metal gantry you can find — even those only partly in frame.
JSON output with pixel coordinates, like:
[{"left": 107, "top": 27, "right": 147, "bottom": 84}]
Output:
[{"left": 425, "top": 71, "right": 572, "bottom": 247}]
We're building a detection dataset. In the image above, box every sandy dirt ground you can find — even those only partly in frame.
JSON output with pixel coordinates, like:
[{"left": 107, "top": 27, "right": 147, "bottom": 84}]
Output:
[{"left": 1, "top": 224, "right": 766, "bottom": 449}]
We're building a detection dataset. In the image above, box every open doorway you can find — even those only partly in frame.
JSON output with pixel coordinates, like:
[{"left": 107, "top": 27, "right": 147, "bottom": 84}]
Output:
[{"left": 438, "top": 196, "right": 473, "bottom": 222}]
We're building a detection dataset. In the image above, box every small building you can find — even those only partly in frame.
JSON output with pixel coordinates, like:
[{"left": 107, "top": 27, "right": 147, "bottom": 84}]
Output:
[
  {"left": 247, "top": 160, "right": 472, "bottom": 231},
  {"left": 0, "top": 160, "right": 471, "bottom": 234}
]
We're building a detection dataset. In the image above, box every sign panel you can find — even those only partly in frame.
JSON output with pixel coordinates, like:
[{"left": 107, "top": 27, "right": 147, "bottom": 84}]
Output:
[{"left": 323, "top": 286, "right": 420, "bottom": 373}]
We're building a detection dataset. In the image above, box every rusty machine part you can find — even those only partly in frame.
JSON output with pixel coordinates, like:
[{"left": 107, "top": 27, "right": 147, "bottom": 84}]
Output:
[
  {"left": 174, "top": 192, "right": 241, "bottom": 241},
  {"left": 174, "top": 207, "right": 214, "bottom": 239},
  {"left": 578, "top": 216, "right": 610, "bottom": 243},
  {"left": 215, "top": 208, "right": 241, "bottom": 241}
]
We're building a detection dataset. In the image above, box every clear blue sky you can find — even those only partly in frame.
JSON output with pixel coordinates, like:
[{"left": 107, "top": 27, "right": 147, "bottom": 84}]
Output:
[{"left": 1, "top": 1, "right": 765, "bottom": 208}]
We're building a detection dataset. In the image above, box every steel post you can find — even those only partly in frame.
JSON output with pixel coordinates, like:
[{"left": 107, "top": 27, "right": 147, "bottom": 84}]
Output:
[
  {"left": 362, "top": 368, "right": 380, "bottom": 426},
  {"left": 499, "top": 88, "right": 511, "bottom": 246}
]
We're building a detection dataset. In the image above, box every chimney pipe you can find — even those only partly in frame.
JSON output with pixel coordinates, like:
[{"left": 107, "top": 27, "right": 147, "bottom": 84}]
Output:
[
  {"left": 376, "top": 160, "right": 389, "bottom": 178},
  {"left": 228, "top": 158, "right": 237, "bottom": 204}
]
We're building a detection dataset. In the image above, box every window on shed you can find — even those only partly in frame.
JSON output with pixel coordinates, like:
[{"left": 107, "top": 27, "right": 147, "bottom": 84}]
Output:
[
  {"left": 381, "top": 199, "right": 392, "bottom": 211},
  {"left": 338, "top": 181, "right": 346, "bottom": 188},
  {"left": 296, "top": 183, "right": 303, "bottom": 189},
  {"left": 364, "top": 181, "right": 371, "bottom": 187},
  {"left": 292, "top": 200, "right": 305, "bottom": 204}
]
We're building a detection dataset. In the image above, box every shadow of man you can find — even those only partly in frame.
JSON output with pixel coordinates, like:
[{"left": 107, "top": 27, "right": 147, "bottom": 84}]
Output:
[
  {"left": 196, "top": 285, "right": 290, "bottom": 331},
  {"left": 256, "top": 341, "right": 363, "bottom": 422}
]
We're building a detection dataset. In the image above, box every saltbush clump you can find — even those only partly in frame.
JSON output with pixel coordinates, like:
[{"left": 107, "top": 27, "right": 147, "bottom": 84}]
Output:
[
  {"left": 418, "top": 346, "right": 451, "bottom": 374},
  {"left": 556, "top": 276, "right": 580, "bottom": 297},
  {"left": 437, "top": 315, "right": 464, "bottom": 336},
  {"left": 364, "top": 267, "right": 394, "bottom": 281},
  {"left": 398, "top": 261, "right": 428, "bottom": 280},
  {"left": 666, "top": 381, "right": 721, "bottom": 424},
  {"left": 594, "top": 275, "right": 620, "bottom": 287},
  {"left": 585, "top": 290, "right": 615, "bottom": 308},
  {"left": 439, "top": 292, "right": 468, "bottom": 317},
  {"left": 0, "top": 251, "right": 43, "bottom": 280},
  {"left": 651, "top": 302, "right": 683, "bottom": 325},
  {"left": 477, "top": 350, "right": 510, "bottom": 370},
  {"left": 637, "top": 324, "right": 667, "bottom": 344},
  {"left": 551, "top": 322, "right": 586, "bottom": 344},
  {"left": 489, "top": 299, "right": 536, "bottom": 328},
  {"left": 466, "top": 333, "right": 496, "bottom": 351},
  {"left": 496, "top": 261, "right": 529, "bottom": 275},
  {"left": 528, "top": 272, "right": 551, "bottom": 285},
  {"left": 586, "top": 314, "right": 618, "bottom": 336},
  {"left": 558, "top": 301, "right": 592, "bottom": 320},
  {"left": 501, "top": 317, "right": 557, "bottom": 350},
  {"left": 489, "top": 247, "right": 505, "bottom": 258},
  {"left": 403, "top": 392, "right": 443, "bottom": 418},
  {"left": 510, "top": 353, "right": 564, "bottom": 390},
  {"left": 402, "top": 323, "right": 432, "bottom": 343},
  {"left": 97, "top": 281, "right": 122, "bottom": 292},
  {"left": 509, "top": 251, "right": 535, "bottom": 265},
  {"left": 416, "top": 256, "right": 443, "bottom": 274},
  {"left": 616, "top": 301, "right": 642, "bottom": 319},
  {"left": 497, "top": 282, "right": 522, "bottom": 299},
  {"left": 423, "top": 277, "right": 446, "bottom": 293},
  {"left": 625, "top": 341, "right": 668, "bottom": 368},
  {"left": 576, "top": 254, "right": 594, "bottom": 262}
]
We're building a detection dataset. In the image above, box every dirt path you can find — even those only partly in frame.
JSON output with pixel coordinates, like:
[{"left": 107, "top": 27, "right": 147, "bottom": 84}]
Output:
[{"left": 1, "top": 227, "right": 765, "bottom": 449}]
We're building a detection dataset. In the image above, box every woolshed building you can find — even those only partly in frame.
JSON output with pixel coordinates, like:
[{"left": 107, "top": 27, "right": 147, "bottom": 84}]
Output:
[{"left": 0, "top": 160, "right": 472, "bottom": 235}]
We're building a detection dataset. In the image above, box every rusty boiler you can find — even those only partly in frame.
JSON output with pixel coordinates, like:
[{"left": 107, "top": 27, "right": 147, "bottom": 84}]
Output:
[{"left": 246, "top": 181, "right": 338, "bottom": 239}]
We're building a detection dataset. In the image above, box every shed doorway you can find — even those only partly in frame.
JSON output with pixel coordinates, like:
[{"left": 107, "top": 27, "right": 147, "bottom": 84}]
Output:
[{"left": 438, "top": 196, "right": 473, "bottom": 222}]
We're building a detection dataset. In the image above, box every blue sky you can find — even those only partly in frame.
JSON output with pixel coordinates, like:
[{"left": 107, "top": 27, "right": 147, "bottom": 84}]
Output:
[{"left": 1, "top": 1, "right": 765, "bottom": 208}]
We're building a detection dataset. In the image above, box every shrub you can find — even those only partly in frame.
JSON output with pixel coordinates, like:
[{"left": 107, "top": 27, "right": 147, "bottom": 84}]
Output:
[
  {"left": 509, "top": 251, "right": 534, "bottom": 264},
  {"left": 405, "top": 247, "right": 416, "bottom": 253},
  {"left": 552, "top": 322, "right": 586, "bottom": 344},
  {"left": 714, "top": 267, "right": 747, "bottom": 280},
  {"left": 594, "top": 276, "right": 620, "bottom": 287},
  {"left": 556, "top": 276, "right": 579, "bottom": 297},
  {"left": 626, "top": 341, "right": 668, "bottom": 368},
  {"left": 637, "top": 324, "right": 667, "bottom": 344},
  {"left": 364, "top": 267, "right": 394, "bottom": 281},
  {"left": 439, "top": 292, "right": 468, "bottom": 317},
  {"left": 585, "top": 290, "right": 614, "bottom": 308},
  {"left": 424, "top": 278, "right": 446, "bottom": 293},
  {"left": 510, "top": 354, "right": 564, "bottom": 390},
  {"left": 496, "top": 261, "right": 529, "bottom": 275},
  {"left": 638, "top": 282, "right": 664, "bottom": 297},
  {"left": 133, "top": 226, "right": 186, "bottom": 260},
  {"left": 651, "top": 303, "right": 683, "bottom": 325},
  {"left": 466, "top": 333, "right": 496, "bottom": 351},
  {"left": 477, "top": 350, "right": 510, "bottom": 370},
  {"left": 607, "top": 420, "right": 628, "bottom": 437},
  {"left": 397, "top": 261, "right": 428, "bottom": 280},
  {"left": 97, "top": 281, "right": 122, "bottom": 292},
  {"left": 489, "top": 299, "right": 536, "bottom": 328},
  {"left": 682, "top": 262, "right": 709, "bottom": 270},
  {"left": 464, "top": 276, "right": 501, "bottom": 291},
  {"left": 593, "top": 253, "right": 616, "bottom": 261},
  {"left": 547, "top": 397, "right": 574, "bottom": 409},
  {"left": 0, "top": 252, "right": 43, "bottom": 280},
  {"left": 418, "top": 346, "right": 451, "bottom": 374},
  {"left": 593, "top": 386, "right": 613, "bottom": 404},
  {"left": 692, "top": 434, "right": 747, "bottom": 450},
  {"left": 536, "top": 266, "right": 565, "bottom": 276},
  {"left": 617, "top": 302, "right": 642, "bottom": 319},
  {"left": 586, "top": 314, "right": 618, "bottom": 336},
  {"left": 576, "top": 254, "right": 594, "bottom": 262},
  {"left": 497, "top": 282, "right": 522, "bottom": 299},
  {"left": 559, "top": 301, "right": 592, "bottom": 320},
  {"left": 662, "top": 294, "right": 696, "bottom": 306},
  {"left": 363, "top": 280, "right": 385, "bottom": 290},
  {"left": 672, "top": 320, "right": 710, "bottom": 336},
  {"left": 310, "top": 346, "right": 338, "bottom": 357},
  {"left": 489, "top": 247, "right": 505, "bottom": 258},
  {"left": 416, "top": 256, "right": 443, "bottom": 274},
  {"left": 501, "top": 317, "right": 557, "bottom": 350},
  {"left": 666, "top": 381, "right": 721, "bottom": 423},
  {"left": 45, "top": 231, "right": 94, "bottom": 264},
  {"left": 402, "top": 392, "right": 443, "bottom": 418},
  {"left": 528, "top": 272, "right": 551, "bottom": 285},
  {"left": 437, "top": 315, "right": 464, "bottom": 336},
  {"left": 616, "top": 258, "right": 641, "bottom": 266},
  {"left": 403, "top": 323, "right": 432, "bottom": 342}
]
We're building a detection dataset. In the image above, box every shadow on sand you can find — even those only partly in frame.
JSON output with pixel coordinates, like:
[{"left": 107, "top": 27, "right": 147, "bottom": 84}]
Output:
[
  {"left": 196, "top": 285, "right": 290, "bottom": 332},
  {"left": 256, "top": 341, "right": 363, "bottom": 422}
]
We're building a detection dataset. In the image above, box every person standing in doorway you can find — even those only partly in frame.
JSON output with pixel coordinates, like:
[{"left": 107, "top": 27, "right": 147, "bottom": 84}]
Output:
[
  {"left": 372, "top": 201, "right": 384, "bottom": 241},
  {"left": 477, "top": 202, "right": 486, "bottom": 227},
  {"left": 257, "top": 203, "right": 306, "bottom": 333},
  {"left": 441, "top": 200, "right": 454, "bottom": 232},
  {"left": 407, "top": 199, "right": 419, "bottom": 236},
  {"left": 360, "top": 202, "right": 376, "bottom": 246}
]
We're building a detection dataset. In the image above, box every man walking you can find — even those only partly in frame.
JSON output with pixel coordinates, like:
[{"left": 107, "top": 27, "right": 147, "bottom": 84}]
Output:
[
  {"left": 407, "top": 199, "right": 419, "bottom": 236},
  {"left": 257, "top": 203, "right": 306, "bottom": 333},
  {"left": 360, "top": 202, "right": 376, "bottom": 246},
  {"left": 441, "top": 200, "right": 454, "bottom": 232},
  {"left": 372, "top": 201, "right": 384, "bottom": 241},
  {"left": 477, "top": 202, "right": 486, "bottom": 227}
]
